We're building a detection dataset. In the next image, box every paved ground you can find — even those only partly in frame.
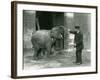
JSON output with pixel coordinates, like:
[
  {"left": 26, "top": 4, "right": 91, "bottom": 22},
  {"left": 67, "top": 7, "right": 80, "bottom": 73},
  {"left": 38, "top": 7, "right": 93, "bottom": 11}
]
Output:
[{"left": 23, "top": 48, "right": 91, "bottom": 70}]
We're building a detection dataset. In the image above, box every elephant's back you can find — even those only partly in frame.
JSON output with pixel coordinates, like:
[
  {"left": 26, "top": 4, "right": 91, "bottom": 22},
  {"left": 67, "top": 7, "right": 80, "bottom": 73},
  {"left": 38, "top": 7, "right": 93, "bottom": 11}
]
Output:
[{"left": 32, "top": 30, "right": 50, "bottom": 39}]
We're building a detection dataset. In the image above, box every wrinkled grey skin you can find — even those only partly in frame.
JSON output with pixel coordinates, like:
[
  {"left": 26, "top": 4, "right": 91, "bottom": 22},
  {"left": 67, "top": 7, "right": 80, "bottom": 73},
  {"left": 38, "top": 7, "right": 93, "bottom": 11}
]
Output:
[{"left": 31, "top": 26, "right": 64, "bottom": 60}]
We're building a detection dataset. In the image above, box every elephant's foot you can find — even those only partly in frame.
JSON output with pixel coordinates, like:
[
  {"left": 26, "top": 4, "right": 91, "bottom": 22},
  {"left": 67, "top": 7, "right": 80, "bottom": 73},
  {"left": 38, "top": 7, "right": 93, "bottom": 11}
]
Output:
[
  {"left": 33, "top": 55, "right": 43, "bottom": 60},
  {"left": 33, "top": 57, "right": 38, "bottom": 60},
  {"left": 50, "top": 51, "right": 54, "bottom": 55},
  {"left": 46, "top": 53, "right": 52, "bottom": 58},
  {"left": 33, "top": 56, "right": 39, "bottom": 60}
]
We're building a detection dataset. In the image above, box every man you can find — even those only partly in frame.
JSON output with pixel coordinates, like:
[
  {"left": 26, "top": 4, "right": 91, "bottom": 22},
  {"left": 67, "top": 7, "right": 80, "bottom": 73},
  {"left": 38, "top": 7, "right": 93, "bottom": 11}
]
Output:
[{"left": 69, "top": 26, "right": 84, "bottom": 65}]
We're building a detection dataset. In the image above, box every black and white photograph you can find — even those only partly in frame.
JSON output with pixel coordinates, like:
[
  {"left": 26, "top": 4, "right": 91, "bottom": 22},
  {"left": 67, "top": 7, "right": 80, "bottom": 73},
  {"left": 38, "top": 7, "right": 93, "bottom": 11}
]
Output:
[
  {"left": 23, "top": 11, "right": 91, "bottom": 69},
  {"left": 11, "top": 1, "right": 97, "bottom": 78}
]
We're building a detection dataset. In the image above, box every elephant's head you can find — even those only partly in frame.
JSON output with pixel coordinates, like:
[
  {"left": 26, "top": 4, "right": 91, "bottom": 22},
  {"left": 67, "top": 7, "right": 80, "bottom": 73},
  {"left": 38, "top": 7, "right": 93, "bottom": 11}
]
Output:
[{"left": 50, "top": 26, "right": 64, "bottom": 39}]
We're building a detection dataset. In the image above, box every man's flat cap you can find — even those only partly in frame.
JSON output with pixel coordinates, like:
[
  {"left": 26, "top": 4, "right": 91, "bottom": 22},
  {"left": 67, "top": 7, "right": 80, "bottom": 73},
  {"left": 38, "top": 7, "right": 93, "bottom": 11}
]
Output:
[{"left": 75, "top": 26, "right": 80, "bottom": 29}]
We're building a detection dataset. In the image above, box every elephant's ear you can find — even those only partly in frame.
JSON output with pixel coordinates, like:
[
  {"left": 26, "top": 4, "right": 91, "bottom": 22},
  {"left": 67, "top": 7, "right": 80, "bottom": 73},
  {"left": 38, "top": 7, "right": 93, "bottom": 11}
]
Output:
[
  {"left": 58, "top": 26, "right": 64, "bottom": 34},
  {"left": 50, "top": 26, "right": 64, "bottom": 39},
  {"left": 50, "top": 27, "right": 58, "bottom": 39},
  {"left": 56, "top": 26, "right": 64, "bottom": 39},
  {"left": 50, "top": 29, "right": 55, "bottom": 38}
]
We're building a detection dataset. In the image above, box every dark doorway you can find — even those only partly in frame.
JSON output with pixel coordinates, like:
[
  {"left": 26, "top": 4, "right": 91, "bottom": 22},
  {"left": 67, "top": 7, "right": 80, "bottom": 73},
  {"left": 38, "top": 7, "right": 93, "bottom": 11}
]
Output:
[
  {"left": 36, "top": 11, "right": 54, "bottom": 30},
  {"left": 36, "top": 11, "right": 64, "bottom": 50}
]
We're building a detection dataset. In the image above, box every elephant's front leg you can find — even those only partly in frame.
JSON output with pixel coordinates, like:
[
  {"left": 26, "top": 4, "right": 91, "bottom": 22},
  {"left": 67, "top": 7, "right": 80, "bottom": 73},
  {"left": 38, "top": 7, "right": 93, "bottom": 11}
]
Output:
[
  {"left": 46, "top": 45, "right": 52, "bottom": 57},
  {"left": 50, "top": 38, "right": 56, "bottom": 55}
]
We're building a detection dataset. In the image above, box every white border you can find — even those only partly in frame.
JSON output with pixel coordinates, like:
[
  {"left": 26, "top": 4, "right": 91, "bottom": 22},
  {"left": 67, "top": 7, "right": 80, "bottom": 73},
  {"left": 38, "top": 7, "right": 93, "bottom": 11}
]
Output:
[{"left": 17, "top": 3, "right": 96, "bottom": 76}]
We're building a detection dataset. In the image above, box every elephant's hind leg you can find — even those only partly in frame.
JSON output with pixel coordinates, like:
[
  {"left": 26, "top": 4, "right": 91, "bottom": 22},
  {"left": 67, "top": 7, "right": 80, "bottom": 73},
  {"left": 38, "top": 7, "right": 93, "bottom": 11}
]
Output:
[
  {"left": 33, "top": 48, "right": 38, "bottom": 60},
  {"left": 36, "top": 48, "right": 42, "bottom": 59}
]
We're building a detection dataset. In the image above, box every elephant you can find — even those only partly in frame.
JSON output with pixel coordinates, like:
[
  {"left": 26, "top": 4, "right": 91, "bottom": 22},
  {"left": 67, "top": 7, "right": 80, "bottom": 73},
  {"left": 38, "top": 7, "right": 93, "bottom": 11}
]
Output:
[{"left": 31, "top": 26, "right": 64, "bottom": 60}]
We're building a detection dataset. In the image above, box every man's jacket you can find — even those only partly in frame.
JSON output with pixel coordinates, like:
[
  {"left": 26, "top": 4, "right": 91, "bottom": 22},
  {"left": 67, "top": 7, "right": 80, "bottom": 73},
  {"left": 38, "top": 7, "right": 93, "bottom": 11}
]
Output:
[{"left": 70, "top": 31, "right": 84, "bottom": 50}]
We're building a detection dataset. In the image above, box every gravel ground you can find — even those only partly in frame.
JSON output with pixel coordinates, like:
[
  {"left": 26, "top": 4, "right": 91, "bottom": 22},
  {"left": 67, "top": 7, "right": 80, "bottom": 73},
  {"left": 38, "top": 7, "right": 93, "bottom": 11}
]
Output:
[{"left": 23, "top": 48, "right": 91, "bottom": 70}]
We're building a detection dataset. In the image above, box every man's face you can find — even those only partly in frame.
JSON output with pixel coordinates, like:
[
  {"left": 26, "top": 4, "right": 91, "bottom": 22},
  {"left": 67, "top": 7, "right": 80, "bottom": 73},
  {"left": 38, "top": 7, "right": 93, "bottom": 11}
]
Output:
[{"left": 75, "top": 28, "right": 79, "bottom": 32}]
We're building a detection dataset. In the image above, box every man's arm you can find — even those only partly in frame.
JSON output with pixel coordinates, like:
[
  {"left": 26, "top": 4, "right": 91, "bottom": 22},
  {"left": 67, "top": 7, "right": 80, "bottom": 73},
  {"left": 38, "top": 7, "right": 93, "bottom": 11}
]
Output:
[
  {"left": 69, "top": 31, "right": 77, "bottom": 34},
  {"left": 68, "top": 29, "right": 76, "bottom": 34}
]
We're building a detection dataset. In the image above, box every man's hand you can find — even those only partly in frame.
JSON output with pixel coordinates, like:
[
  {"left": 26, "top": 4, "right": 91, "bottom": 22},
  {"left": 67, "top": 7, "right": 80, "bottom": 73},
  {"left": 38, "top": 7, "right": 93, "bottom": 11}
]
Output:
[
  {"left": 68, "top": 29, "right": 70, "bottom": 32},
  {"left": 68, "top": 29, "right": 71, "bottom": 34},
  {"left": 74, "top": 43, "right": 76, "bottom": 47}
]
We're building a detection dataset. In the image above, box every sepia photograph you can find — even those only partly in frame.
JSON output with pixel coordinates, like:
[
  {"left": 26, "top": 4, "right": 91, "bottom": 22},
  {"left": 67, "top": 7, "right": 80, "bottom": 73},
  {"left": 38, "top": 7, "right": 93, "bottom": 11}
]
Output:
[{"left": 11, "top": 1, "right": 97, "bottom": 78}]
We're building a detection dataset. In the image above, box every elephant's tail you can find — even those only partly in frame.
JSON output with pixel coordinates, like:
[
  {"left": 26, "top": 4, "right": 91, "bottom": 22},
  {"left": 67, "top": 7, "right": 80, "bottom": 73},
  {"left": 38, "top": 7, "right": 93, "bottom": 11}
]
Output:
[
  {"left": 32, "top": 31, "right": 36, "bottom": 35},
  {"left": 31, "top": 37, "right": 34, "bottom": 49}
]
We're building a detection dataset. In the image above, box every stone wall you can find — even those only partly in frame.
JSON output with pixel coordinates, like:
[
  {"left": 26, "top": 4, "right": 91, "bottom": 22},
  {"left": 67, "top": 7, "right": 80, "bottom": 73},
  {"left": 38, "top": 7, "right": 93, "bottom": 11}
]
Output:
[
  {"left": 23, "top": 10, "right": 36, "bottom": 49},
  {"left": 74, "top": 13, "right": 91, "bottom": 49},
  {"left": 64, "top": 13, "right": 91, "bottom": 50}
]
